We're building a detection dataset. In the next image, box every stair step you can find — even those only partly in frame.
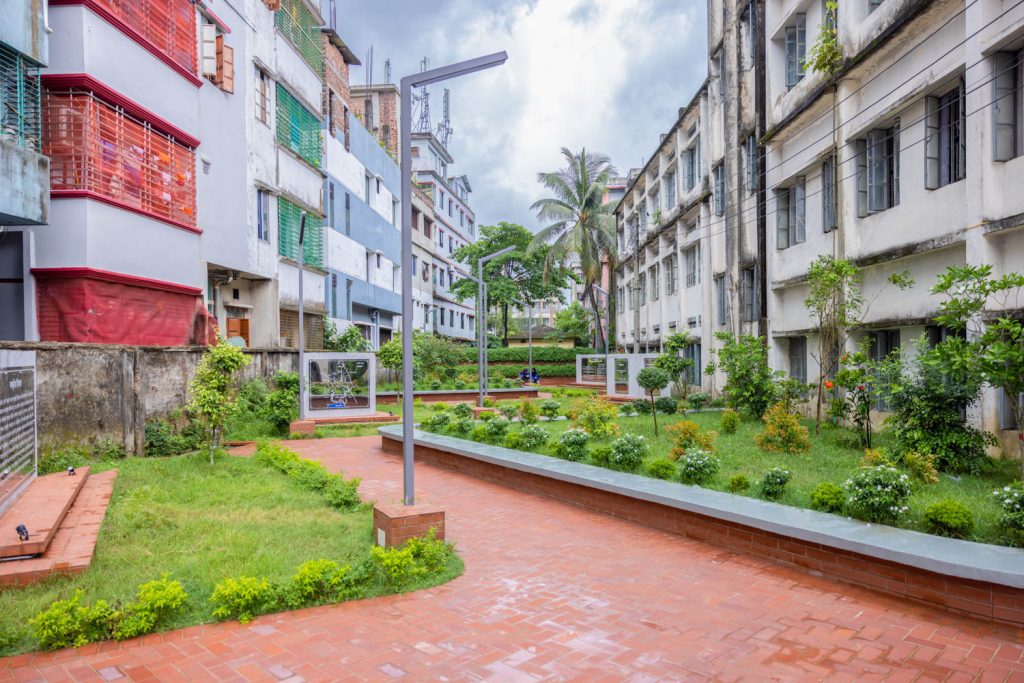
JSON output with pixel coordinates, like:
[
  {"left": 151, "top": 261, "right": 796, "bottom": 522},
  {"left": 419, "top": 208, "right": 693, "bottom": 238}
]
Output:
[
  {"left": 0, "top": 470, "right": 116, "bottom": 587},
  {"left": 0, "top": 467, "right": 91, "bottom": 559}
]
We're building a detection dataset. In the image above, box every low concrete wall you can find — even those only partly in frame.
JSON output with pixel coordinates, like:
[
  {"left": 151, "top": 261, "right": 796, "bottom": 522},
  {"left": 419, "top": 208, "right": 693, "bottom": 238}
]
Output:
[
  {"left": 376, "top": 387, "right": 542, "bottom": 404},
  {"left": 0, "top": 341, "right": 297, "bottom": 455}
]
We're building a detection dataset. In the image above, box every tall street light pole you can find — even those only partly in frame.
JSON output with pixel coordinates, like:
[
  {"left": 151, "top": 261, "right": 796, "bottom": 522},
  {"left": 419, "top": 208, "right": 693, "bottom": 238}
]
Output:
[
  {"left": 476, "top": 244, "right": 515, "bottom": 405},
  {"left": 298, "top": 211, "right": 307, "bottom": 420},
  {"left": 400, "top": 52, "right": 508, "bottom": 506},
  {"left": 592, "top": 283, "right": 610, "bottom": 357}
]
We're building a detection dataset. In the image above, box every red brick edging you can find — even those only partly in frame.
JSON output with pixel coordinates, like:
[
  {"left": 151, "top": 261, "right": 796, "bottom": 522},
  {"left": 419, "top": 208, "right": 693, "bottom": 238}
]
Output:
[{"left": 381, "top": 437, "right": 1024, "bottom": 627}]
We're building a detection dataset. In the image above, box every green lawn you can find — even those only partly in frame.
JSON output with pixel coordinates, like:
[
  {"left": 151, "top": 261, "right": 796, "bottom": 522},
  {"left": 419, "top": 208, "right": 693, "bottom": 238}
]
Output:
[
  {"left": 0, "top": 450, "right": 462, "bottom": 656},
  {"left": 431, "top": 397, "right": 1020, "bottom": 546}
]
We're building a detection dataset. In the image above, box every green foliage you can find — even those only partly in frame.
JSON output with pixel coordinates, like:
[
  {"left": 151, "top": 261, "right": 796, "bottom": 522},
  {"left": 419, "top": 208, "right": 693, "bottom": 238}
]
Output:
[
  {"left": 845, "top": 466, "right": 911, "bottom": 523},
  {"left": 666, "top": 420, "right": 716, "bottom": 458},
  {"left": 451, "top": 402, "right": 473, "bottom": 419},
  {"left": 484, "top": 417, "right": 511, "bottom": 442},
  {"left": 498, "top": 403, "right": 519, "bottom": 420},
  {"left": 805, "top": 0, "right": 843, "bottom": 75},
  {"left": 719, "top": 409, "right": 740, "bottom": 435},
  {"left": 112, "top": 577, "right": 189, "bottom": 641},
  {"left": 759, "top": 467, "right": 792, "bottom": 500},
  {"left": 430, "top": 401, "right": 449, "bottom": 412},
  {"left": 647, "top": 458, "right": 678, "bottom": 480},
  {"left": 637, "top": 366, "right": 671, "bottom": 435},
  {"left": 448, "top": 418, "right": 474, "bottom": 437},
  {"left": 571, "top": 396, "right": 621, "bottom": 438},
  {"left": 188, "top": 338, "right": 251, "bottom": 462},
  {"left": 688, "top": 392, "right": 710, "bottom": 412},
  {"left": 324, "top": 321, "right": 372, "bottom": 352},
  {"left": 589, "top": 445, "right": 613, "bottom": 467},
  {"left": 901, "top": 451, "right": 939, "bottom": 485},
  {"left": 654, "top": 396, "right": 678, "bottom": 414},
  {"left": 609, "top": 434, "right": 649, "bottom": 472},
  {"left": 631, "top": 399, "right": 652, "bottom": 415},
  {"left": 993, "top": 483, "right": 1024, "bottom": 534},
  {"left": 266, "top": 372, "right": 300, "bottom": 435},
  {"left": 540, "top": 399, "right": 561, "bottom": 419},
  {"left": 518, "top": 424, "right": 550, "bottom": 451},
  {"left": 831, "top": 346, "right": 879, "bottom": 448},
  {"left": 504, "top": 431, "right": 523, "bottom": 449},
  {"left": 255, "top": 441, "right": 362, "bottom": 511},
  {"left": 143, "top": 419, "right": 203, "bottom": 457},
  {"left": 728, "top": 474, "right": 751, "bottom": 492},
  {"left": 549, "top": 301, "right": 594, "bottom": 343},
  {"left": 555, "top": 428, "right": 590, "bottom": 461},
  {"left": 755, "top": 403, "right": 811, "bottom": 454},
  {"left": 809, "top": 482, "right": 846, "bottom": 513},
  {"left": 288, "top": 559, "right": 354, "bottom": 606},
  {"left": 377, "top": 336, "right": 403, "bottom": 373},
  {"left": 677, "top": 450, "right": 720, "bottom": 485},
  {"left": 519, "top": 399, "right": 540, "bottom": 424},
  {"left": 471, "top": 425, "right": 490, "bottom": 442},
  {"left": 712, "top": 333, "right": 782, "bottom": 419},
  {"left": 923, "top": 501, "right": 975, "bottom": 539},
  {"left": 653, "top": 332, "right": 695, "bottom": 396},
  {"left": 421, "top": 413, "right": 452, "bottom": 432},
  {"left": 38, "top": 447, "right": 88, "bottom": 475},
  {"left": 210, "top": 576, "right": 277, "bottom": 624}
]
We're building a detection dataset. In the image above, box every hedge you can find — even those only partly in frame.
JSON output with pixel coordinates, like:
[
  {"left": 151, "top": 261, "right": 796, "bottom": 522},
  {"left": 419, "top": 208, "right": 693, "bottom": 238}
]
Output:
[
  {"left": 451, "top": 347, "right": 596, "bottom": 363},
  {"left": 453, "top": 363, "right": 576, "bottom": 378}
]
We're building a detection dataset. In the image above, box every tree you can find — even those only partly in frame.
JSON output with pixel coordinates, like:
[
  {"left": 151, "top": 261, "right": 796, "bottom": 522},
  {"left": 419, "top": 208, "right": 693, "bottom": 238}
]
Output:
[
  {"left": 530, "top": 148, "right": 618, "bottom": 351},
  {"left": 709, "top": 333, "right": 783, "bottom": 419},
  {"left": 324, "top": 321, "right": 372, "bottom": 352},
  {"left": 931, "top": 265, "right": 1024, "bottom": 478},
  {"left": 451, "top": 222, "right": 572, "bottom": 345},
  {"left": 653, "top": 332, "right": 695, "bottom": 398},
  {"left": 548, "top": 302, "right": 593, "bottom": 345},
  {"left": 637, "top": 367, "right": 670, "bottom": 436},
  {"left": 378, "top": 332, "right": 463, "bottom": 385},
  {"left": 188, "top": 337, "right": 250, "bottom": 463}
]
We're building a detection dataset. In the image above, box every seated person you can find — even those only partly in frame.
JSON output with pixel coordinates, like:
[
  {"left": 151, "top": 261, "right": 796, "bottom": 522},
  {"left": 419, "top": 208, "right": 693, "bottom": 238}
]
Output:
[
  {"left": 519, "top": 368, "right": 530, "bottom": 382},
  {"left": 531, "top": 368, "right": 540, "bottom": 384}
]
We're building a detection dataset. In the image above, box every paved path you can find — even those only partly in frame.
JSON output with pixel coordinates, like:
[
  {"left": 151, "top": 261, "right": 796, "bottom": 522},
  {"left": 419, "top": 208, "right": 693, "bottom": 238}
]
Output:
[{"left": 3, "top": 436, "right": 1024, "bottom": 682}]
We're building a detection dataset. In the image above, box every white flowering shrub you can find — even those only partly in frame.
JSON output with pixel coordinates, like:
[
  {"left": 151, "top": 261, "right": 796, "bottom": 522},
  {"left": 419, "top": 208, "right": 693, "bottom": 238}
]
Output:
[
  {"left": 993, "top": 482, "right": 1024, "bottom": 533},
  {"left": 844, "top": 465, "right": 911, "bottom": 523},
  {"left": 518, "top": 424, "right": 549, "bottom": 451},
  {"left": 677, "top": 449, "right": 721, "bottom": 485},
  {"left": 759, "top": 467, "right": 792, "bottom": 499},
  {"left": 555, "top": 428, "right": 590, "bottom": 461},
  {"left": 610, "top": 434, "right": 648, "bottom": 472}
]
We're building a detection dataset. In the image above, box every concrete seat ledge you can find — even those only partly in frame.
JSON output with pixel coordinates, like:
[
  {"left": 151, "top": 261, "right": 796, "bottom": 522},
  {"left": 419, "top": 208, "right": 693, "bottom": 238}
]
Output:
[{"left": 379, "top": 425, "right": 1024, "bottom": 591}]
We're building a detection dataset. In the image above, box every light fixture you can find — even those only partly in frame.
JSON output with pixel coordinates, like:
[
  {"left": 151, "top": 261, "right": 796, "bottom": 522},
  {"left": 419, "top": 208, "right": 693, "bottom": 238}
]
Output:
[{"left": 16, "top": 524, "right": 29, "bottom": 542}]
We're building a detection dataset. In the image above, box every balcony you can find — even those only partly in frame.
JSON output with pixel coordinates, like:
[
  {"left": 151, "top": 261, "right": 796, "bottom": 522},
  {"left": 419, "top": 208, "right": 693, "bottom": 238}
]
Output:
[{"left": 86, "top": 0, "right": 197, "bottom": 80}]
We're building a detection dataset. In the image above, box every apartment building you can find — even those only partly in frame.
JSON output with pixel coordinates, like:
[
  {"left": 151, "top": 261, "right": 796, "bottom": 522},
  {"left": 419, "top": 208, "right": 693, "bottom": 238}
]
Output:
[
  {"left": 0, "top": 2, "right": 49, "bottom": 341},
  {"left": 763, "top": 0, "right": 1024, "bottom": 450}
]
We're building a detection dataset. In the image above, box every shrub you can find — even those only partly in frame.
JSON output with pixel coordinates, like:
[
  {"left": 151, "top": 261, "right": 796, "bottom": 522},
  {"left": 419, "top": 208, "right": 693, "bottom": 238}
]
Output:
[
  {"left": 518, "top": 424, "right": 549, "bottom": 451},
  {"left": 572, "top": 396, "right": 621, "bottom": 439},
  {"left": 677, "top": 450, "right": 720, "bottom": 485},
  {"left": 30, "top": 591, "right": 117, "bottom": 650},
  {"left": 255, "top": 442, "right": 361, "bottom": 510},
  {"left": 421, "top": 413, "right": 451, "bottom": 432},
  {"left": 688, "top": 392, "right": 711, "bottom": 412},
  {"left": 478, "top": 410, "right": 496, "bottom": 421},
  {"left": 290, "top": 459, "right": 331, "bottom": 491},
  {"left": 901, "top": 451, "right": 939, "bottom": 485},
  {"left": 861, "top": 448, "right": 895, "bottom": 467},
  {"left": 448, "top": 418, "right": 474, "bottom": 436},
  {"left": 618, "top": 403, "right": 638, "bottom": 417},
  {"left": 403, "top": 528, "right": 452, "bottom": 573},
  {"left": 471, "top": 425, "right": 490, "bottom": 443},
  {"left": 631, "top": 399, "right": 652, "bottom": 415},
  {"left": 728, "top": 474, "right": 750, "bottom": 492},
  {"left": 428, "top": 379, "right": 442, "bottom": 390},
  {"left": 923, "top": 501, "right": 975, "bottom": 539},
  {"left": 555, "top": 428, "right": 590, "bottom": 461},
  {"left": 39, "top": 447, "right": 87, "bottom": 476},
  {"left": 654, "top": 396, "right": 678, "bottom": 414},
  {"left": 143, "top": 420, "right": 175, "bottom": 457},
  {"left": 266, "top": 388, "right": 299, "bottom": 435},
  {"left": 589, "top": 445, "right": 613, "bottom": 467},
  {"left": 539, "top": 399, "right": 561, "bottom": 419},
  {"left": 504, "top": 431, "right": 523, "bottom": 449},
  {"left": 809, "top": 482, "right": 846, "bottom": 513},
  {"left": 993, "top": 483, "right": 1024, "bottom": 534},
  {"left": 712, "top": 333, "right": 783, "bottom": 419},
  {"left": 323, "top": 476, "right": 362, "bottom": 511},
  {"left": 665, "top": 420, "right": 716, "bottom": 459},
  {"left": 637, "top": 366, "right": 671, "bottom": 435},
  {"left": 519, "top": 400, "right": 540, "bottom": 424},
  {"left": 484, "top": 417, "right": 511, "bottom": 442},
  {"left": 498, "top": 403, "right": 519, "bottom": 420},
  {"left": 430, "top": 401, "right": 449, "bottom": 412},
  {"left": 647, "top": 458, "right": 677, "bottom": 480},
  {"left": 845, "top": 466, "right": 911, "bottom": 523},
  {"left": 288, "top": 559, "right": 354, "bottom": 606},
  {"left": 482, "top": 396, "right": 497, "bottom": 408},
  {"left": 719, "top": 409, "right": 740, "bottom": 435},
  {"left": 210, "top": 576, "right": 278, "bottom": 624},
  {"left": 754, "top": 403, "right": 811, "bottom": 454},
  {"left": 609, "top": 434, "right": 648, "bottom": 472},
  {"left": 112, "top": 577, "right": 189, "bottom": 641},
  {"left": 759, "top": 467, "right": 792, "bottom": 500},
  {"left": 370, "top": 545, "right": 426, "bottom": 590}
]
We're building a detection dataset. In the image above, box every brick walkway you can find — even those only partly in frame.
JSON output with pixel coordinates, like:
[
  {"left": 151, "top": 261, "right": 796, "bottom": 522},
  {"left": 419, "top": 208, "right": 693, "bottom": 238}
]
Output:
[{"left": 3, "top": 436, "right": 1024, "bottom": 682}]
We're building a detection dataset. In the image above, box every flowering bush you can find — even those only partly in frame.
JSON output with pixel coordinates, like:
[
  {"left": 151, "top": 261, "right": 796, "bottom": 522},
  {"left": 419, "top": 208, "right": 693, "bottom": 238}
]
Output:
[
  {"left": 666, "top": 420, "right": 716, "bottom": 459},
  {"left": 518, "top": 424, "right": 549, "bottom": 451},
  {"left": 498, "top": 403, "right": 518, "bottom": 420},
  {"left": 421, "top": 413, "right": 450, "bottom": 432},
  {"left": 555, "top": 428, "right": 590, "bottom": 461},
  {"left": 572, "top": 397, "right": 621, "bottom": 438},
  {"left": 451, "top": 402, "right": 473, "bottom": 419},
  {"left": 448, "top": 418, "right": 474, "bottom": 436},
  {"left": 484, "top": 417, "right": 511, "bottom": 442},
  {"left": 677, "top": 450, "right": 720, "bottom": 485},
  {"left": 993, "top": 482, "right": 1024, "bottom": 534},
  {"left": 609, "top": 434, "right": 649, "bottom": 472},
  {"left": 540, "top": 399, "right": 561, "bottom": 419},
  {"left": 844, "top": 465, "right": 911, "bottom": 523},
  {"left": 759, "top": 467, "right": 792, "bottom": 499}
]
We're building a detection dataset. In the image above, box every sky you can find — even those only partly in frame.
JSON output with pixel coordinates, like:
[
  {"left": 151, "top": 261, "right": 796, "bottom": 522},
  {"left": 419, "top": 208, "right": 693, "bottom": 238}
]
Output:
[{"left": 336, "top": 0, "right": 709, "bottom": 232}]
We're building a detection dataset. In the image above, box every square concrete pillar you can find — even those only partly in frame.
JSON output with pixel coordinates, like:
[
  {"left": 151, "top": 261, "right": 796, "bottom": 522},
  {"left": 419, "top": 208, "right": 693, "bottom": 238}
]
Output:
[
  {"left": 289, "top": 419, "right": 316, "bottom": 436},
  {"left": 372, "top": 502, "right": 445, "bottom": 548}
]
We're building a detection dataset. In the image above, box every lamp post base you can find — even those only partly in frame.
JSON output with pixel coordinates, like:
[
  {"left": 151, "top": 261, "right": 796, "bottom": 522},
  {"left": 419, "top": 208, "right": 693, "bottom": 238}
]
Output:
[{"left": 372, "top": 502, "right": 446, "bottom": 548}]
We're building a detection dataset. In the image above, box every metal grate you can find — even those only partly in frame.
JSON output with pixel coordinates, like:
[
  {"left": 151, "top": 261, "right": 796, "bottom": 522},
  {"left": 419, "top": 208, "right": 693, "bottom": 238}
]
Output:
[
  {"left": 43, "top": 89, "right": 197, "bottom": 227},
  {"left": 0, "top": 44, "right": 42, "bottom": 151},
  {"left": 279, "top": 309, "right": 324, "bottom": 350},
  {"left": 278, "top": 197, "right": 323, "bottom": 268},
  {"left": 93, "top": 0, "right": 198, "bottom": 76},
  {"left": 276, "top": 84, "right": 321, "bottom": 168},
  {"left": 275, "top": 0, "right": 323, "bottom": 74},
  {"left": 0, "top": 354, "right": 37, "bottom": 513}
]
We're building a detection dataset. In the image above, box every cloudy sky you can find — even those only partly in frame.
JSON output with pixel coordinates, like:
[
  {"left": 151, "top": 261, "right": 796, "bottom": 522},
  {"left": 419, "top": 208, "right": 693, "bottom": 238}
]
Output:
[{"left": 337, "top": 0, "right": 708, "bottom": 232}]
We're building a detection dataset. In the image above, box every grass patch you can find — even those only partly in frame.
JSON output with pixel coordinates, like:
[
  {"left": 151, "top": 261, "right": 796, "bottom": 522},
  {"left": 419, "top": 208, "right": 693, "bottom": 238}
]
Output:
[{"left": 0, "top": 450, "right": 461, "bottom": 656}]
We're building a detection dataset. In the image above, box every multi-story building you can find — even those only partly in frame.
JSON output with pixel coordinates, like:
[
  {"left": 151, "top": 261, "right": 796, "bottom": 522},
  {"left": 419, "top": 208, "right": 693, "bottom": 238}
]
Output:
[{"left": 0, "top": 2, "right": 49, "bottom": 340}]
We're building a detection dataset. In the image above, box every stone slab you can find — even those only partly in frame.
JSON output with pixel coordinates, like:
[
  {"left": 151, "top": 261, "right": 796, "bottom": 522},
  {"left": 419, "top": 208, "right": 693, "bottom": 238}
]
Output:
[{"left": 0, "top": 467, "right": 90, "bottom": 559}]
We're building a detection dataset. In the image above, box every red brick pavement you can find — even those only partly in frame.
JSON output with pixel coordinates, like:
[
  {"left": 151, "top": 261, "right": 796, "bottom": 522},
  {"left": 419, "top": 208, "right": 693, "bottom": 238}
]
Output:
[{"left": 3, "top": 436, "right": 1024, "bottom": 682}]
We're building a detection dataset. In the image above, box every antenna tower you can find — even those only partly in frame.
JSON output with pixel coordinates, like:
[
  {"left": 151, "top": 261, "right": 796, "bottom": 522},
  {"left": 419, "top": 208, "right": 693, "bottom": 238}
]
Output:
[
  {"left": 414, "top": 57, "right": 432, "bottom": 133},
  {"left": 436, "top": 88, "right": 453, "bottom": 147}
]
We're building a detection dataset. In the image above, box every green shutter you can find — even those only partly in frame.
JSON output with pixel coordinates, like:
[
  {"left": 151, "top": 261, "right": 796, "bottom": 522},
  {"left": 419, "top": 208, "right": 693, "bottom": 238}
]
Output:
[
  {"left": 275, "top": 84, "right": 322, "bottom": 168},
  {"left": 275, "top": 0, "right": 323, "bottom": 74},
  {"left": 278, "top": 197, "right": 323, "bottom": 268}
]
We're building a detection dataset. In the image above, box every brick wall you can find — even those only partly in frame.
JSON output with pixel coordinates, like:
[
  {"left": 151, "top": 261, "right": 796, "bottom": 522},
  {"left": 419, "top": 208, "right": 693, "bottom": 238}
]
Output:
[
  {"left": 351, "top": 86, "right": 399, "bottom": 156},
  {"left": 321, "top": 34, "right": 352, "bottom": 143},
  {"left": 381, "top": 437, "right": 1024, "bottom": 627}
]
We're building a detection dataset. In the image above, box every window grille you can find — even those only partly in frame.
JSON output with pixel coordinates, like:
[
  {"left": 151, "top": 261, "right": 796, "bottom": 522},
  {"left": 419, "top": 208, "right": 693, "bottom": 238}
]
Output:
[
  {"left": 276, "top": 84, "right": 321, "bottom": 168},
  {"left": 93, "top": 0, "right": 197, "bottom": 75},
  {"left": 275, "top": 0, "right": 324, "bottom": 74},
  {"left": 278, "top": 197, "right": 322, "bottom": 268},
  {"left": 0, "top": 44, "right": 41, "bottom": 151}
]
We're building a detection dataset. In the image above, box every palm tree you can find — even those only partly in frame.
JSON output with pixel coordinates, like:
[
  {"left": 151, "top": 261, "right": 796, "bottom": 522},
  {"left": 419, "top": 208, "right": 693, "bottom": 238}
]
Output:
[{"left": 530, "top": 148, "right": 617, "bottom": 351}]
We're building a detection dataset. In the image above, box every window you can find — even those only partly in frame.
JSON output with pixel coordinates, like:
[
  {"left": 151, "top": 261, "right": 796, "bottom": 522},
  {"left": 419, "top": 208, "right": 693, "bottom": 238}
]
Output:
[
  {"left": 201, "top": 21, "right": 234, "bottom": 93},
  {"left": 330, "top": 274, "right": 337, "bottom": 317},
  {"left": 775, "top": 177, "right": 806, "bottom": 249},
  {"left": 745, "top": 134, "right": 758, "bottom": 192},
  {"left": 684, "top": 148, "right": 696, "bottom": 190},
  {"left": 785, "top": 14, "right": 806, "bottom": 89},
  {"left": 684, "top": 344, "right": 702, "bottom": 385},
  {"left": 713, "top": 164, "right": 725, "bottom": 215},
  {"left": 376, "top": 178, "right": 381, "bottom": 194},
  {"left": 649, "top": 264, "right": 659, "bottom": 301},
  {"left": 741, "top": 266, "right": 757, "bottom": 323},
  {"left": 925, "top": 81, "right": 966, "bottom": 189},
  {"left": 256, "top": 189, "right": 270, "bottom": 241},
  {"left": 715, "top": 274, "right": 726, "bottom": 325},
  {"left": 685, "top": 245, "right": 700, "bottom": 287},
  {"left": 789, "top": 337, "right": 807, "bottom": 385},
  {"left": 392, "top": 198, "right": 399, "bottom": 226},
  {"left": 822, "top": 154, "right": 837, "bottom": 232},
  {"left": 665, "top": 254, "right": 678, "bottom": 295},
  {"left": 716, "top": 50, "right": 725, "bottom": 102},
  {"left": 639, "top": 272, "right": 647, "bottom": 306},
  {"left": 743, "top": 4, "right": 756, "bottom": 69},
  {"left": 869, "top": 329, "right": 900, "bottom": 409},
  {"left": 618, "top": 286, "right": 625, "bottom": 309},
  {"left": 255, "top": 68, "right": 270, "bottom": 124},
  {"left": 664, "top": 171, "right": 676, "bottom": 207},
  {"left": 278, "top": 197, "right": 322, "bottom": 267},
  {"left": 868, "top": 0, "right": 884, "bottom": 12},
  {"left": 993, "top": 50, "right": 1023, "bottom": 161},
  {"left": 856, "top": 124, "right": 900, "bottom": 215},
  {"left": 344, "top": 193, "right": 351, "bottom": 235},
  {"left": 424, "top": 220, "right": 432, "bottom": 238}
]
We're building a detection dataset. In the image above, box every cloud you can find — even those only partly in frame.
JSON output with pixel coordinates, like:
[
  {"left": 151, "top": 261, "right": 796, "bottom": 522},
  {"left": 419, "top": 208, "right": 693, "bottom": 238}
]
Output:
[{"left": 336, "top": 0, "right": 707, "bottom": 231}]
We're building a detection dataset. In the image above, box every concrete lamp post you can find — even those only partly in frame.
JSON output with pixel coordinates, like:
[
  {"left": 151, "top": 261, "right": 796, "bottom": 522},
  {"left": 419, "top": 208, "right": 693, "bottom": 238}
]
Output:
[
  {"left": 395, "top": 51, "right": 508, "bottom": 510},
  {"left": 476, "top": 245, "right": 515, "bottom": 407},
  {"left": 297, "top": 211, "right": 307, "bottom": 420}
]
